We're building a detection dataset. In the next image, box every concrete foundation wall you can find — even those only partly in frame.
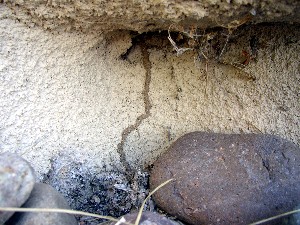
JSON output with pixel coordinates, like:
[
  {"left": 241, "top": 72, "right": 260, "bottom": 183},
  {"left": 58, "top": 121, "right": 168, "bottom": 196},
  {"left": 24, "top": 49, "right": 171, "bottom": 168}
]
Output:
[{"left": 3, "top": 0, "right": 300, "bottom": 32}]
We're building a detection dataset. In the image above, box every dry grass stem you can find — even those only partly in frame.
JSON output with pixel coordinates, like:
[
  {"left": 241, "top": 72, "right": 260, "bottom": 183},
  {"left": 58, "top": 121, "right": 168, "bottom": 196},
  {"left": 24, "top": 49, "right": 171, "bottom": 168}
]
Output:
[
  {"left": 249, "top": 209, "right": 300, "bottom": 225},
  {"left": 0, "top": 207, "right": 133, "bottom": 225},
  {"left": 134, "top": 178, "right": 174, "bottom": 225}
]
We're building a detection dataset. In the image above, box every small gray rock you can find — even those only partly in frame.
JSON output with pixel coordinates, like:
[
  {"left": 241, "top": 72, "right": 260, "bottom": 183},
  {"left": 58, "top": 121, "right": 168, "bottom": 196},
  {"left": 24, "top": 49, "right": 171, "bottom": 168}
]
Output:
[
  {"left": 0, "top": 152, "right": 35, "bottom": 224},
  {"left": 150, "top": 132, "right": 300, "bottom": 225},
  {"left": 6, "top": 183, "right": 77, "bottom": 225},
  {"left": 110, "top": 211, "right": 181, "bottom": 225}
]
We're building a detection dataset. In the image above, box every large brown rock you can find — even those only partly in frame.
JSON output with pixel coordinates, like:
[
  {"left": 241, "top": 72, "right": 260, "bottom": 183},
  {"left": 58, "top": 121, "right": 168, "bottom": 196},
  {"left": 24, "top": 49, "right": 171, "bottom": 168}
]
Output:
[{"left": 150, "top": 132, "right": 300, "bottom": 225}]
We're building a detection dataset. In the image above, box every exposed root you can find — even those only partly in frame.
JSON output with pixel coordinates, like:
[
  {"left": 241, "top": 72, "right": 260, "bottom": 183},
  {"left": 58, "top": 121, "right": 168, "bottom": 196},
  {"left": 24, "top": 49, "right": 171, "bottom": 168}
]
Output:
[
  {"left": 167, "top": 14, "right": 257, "bottom": 82},
  {"left": 168, "top": 25, "right": 193, "bottom": 56}
]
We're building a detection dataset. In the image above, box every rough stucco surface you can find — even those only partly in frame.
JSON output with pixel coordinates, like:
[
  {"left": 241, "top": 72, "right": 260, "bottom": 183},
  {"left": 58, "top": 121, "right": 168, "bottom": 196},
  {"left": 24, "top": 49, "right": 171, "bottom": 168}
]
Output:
[
  {"left": 124, "top": 34, "right": 300, "bottom": 167},
  {"left": 3, "top": 0, "right": 300, "bottom": 32},
  {"left": 0, "top": 3, "right": 299, "bottom": 220},
  {"left": 1, "top": 3, "right": 300, "bottom": 174},
  {"left": 0, "top": 5, "right": 146, "bottom": 177}
]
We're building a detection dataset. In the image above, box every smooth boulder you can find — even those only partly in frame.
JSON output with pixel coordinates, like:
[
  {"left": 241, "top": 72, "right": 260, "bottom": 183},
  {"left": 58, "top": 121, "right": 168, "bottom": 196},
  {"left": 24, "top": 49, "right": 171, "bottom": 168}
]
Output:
[
  {"left": 150, "top": 132, "right": 300, "bottom": 225},
  {"left": 0, "top": 152, "right": 35, "bottom": 224},
  {"left": 6, "top": 183, "right": 77, "bottom": 225}
]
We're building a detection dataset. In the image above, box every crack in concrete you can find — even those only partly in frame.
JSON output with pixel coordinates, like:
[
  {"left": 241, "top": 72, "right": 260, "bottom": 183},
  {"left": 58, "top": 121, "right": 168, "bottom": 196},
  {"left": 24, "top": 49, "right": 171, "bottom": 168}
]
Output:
[{"left": 117, "top": 44, "right": 152, "bottom": 179}]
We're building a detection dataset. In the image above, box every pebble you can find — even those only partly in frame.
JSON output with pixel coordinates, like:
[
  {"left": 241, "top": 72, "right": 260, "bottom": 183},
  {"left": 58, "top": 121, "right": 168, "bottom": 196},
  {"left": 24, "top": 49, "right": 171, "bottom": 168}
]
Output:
[
  {"left": 150, "top": 132, "right": 300, "bottom": 225},
  {"left": 0, "top": 152, "right": 35, "bottom": 224},
  {"left": 6, "top": 183, "right": 78, "bottom": 225},
  {"left": 109, "top": 211, "right": 181, "bottom": 225}
]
